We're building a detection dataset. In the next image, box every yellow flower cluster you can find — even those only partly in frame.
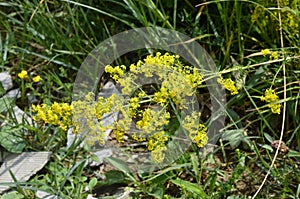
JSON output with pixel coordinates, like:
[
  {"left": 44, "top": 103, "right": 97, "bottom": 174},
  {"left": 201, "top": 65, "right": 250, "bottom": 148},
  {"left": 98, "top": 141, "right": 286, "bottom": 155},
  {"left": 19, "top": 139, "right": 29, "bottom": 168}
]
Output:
[
  {"left": 260, "top": 88, "right": 281, "bottom": 114},
  {"left": 269, "top": 52, "right": 279, "bottom": 60},
  {"left": 182, "top": 112, "right": 208, "bottom": 148},
  {"left": 261, "top": 49, "right": 279, "bottom": 60},
  {"left": 95, "top": 95, "right": 116, "bottom": 119},
  {"left": 34, "top": 52, "right": 209, "bottom": 163},
  {"left": 143, "top": 52, "right": 203, "bottom": 88},
  {"left": 152, "top": 73, "right": 194, "bottom": 106},
  {"left": 32, "top": 92, "right": 117, "bottom": 145},
  {"left": 217, "top": 77, "right": 239, "bottom": 95},
  {"left": 72, "top": 93, "right": 104, "bottom": 145},
  {"left": 261, "top": 49, "right": 271, "bottom": 57},
  {"left": 104, "top": 52, "right": 208, "bottom": 162},
  {"left": 144, "top": 52, "right": 179, "bottom": 66},
  {"left": 151, "top": 146, "right": 167, "bottom": 163},
  {"left": 18, "top": 70, "right": 41, "bottom": 82},
  {"left": 113, "top": 128, "right": 126, "bottom": 143},
  {"left": 72, "top": 92, "right": 120, "bottom": 145},
  {"left": 105, "top": 65, "right": 126, "bottom": 81},
  {"left": 136, "top": 108, "right": 170, "bottom": 133},
  {"left": 129, "top": 97, "right": 140, "bottom": 117},
  {"left": 114, "top": 100, "right": 132, "bottom": 142},
  {"left": 32, "top": 102, "right": 73, "bottom": 131},
  {"left": 147, "top": 131, "right": 169, "bottom": 151},
  {"left": 108, "top": 52, "right": 203, "bottom": 91},
  {"left": 184, "top": 67, "right": 203, "bottom": 88},
  {"left": 154, "top": 86, "right": 169, "bottom": 105}
]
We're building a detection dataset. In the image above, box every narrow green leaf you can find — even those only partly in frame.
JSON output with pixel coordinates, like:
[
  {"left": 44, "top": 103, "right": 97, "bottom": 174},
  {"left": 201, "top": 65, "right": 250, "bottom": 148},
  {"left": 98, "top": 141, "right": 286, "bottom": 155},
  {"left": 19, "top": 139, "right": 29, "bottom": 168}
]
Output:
[
  {"left": 263, "top": 133, "right": 274, "bottom": 143},
  {"left": 259, "top": 144, "right": 273, "bottom": 152},
  {"left": 0, "top": 96, "right": 12, "bottom": 113},
  {"left": 287, "top": 149, "right": 300, "bottom": 158},
  {"left": 0, "top": 82, "right": 5, "bottom": 96},
  {"left": 190, "top": 153, "right": 200, "bottom": 182}
]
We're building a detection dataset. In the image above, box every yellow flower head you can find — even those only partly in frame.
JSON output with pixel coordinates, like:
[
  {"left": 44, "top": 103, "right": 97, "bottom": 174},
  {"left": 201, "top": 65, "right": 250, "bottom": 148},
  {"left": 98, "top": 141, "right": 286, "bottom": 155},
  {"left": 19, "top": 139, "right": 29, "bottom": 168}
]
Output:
[
  {"left": 270, "top": 52, "right": 279, "bottom": 60},
  {"left": 260, "top": 88, "right": 278, "bottom": 102},
  {"left": 261, "top": 49, "right": 271, "bottom": 57},
  {"left": 18, "top": 70, "right": 28, "bottom": 79},
  {"left": 217, "top": 77, "right": 239, "bottom": 95},
  {"left": 151, "top": 146, "right": 167, "bottom": 163},
  {"left": 33, "top": 75, "right": 41, "bottom": 82},
  {"left": 260, "top": 88, "right": 281, "bottom": 114}
]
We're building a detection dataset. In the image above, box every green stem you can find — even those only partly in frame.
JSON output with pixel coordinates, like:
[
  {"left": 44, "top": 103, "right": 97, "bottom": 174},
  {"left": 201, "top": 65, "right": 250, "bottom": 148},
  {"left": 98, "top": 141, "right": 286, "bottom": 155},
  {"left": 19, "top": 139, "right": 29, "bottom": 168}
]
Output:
[{"left": 21, "top": 79, "right": 26, "bottom": 103}]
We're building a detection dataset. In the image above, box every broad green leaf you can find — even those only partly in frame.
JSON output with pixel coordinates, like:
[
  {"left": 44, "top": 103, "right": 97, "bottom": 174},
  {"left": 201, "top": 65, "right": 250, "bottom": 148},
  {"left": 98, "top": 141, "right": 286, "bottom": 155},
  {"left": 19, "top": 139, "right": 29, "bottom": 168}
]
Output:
[
  {"left": 105, "top": 157, "right": 135, "bottom": 182},
  {"left": 0, "top": 126, "right": 26, "bottom": 153},
  {"left": 1, "top": 191, "right": 24, "bottom": 199},
  {"left": 227, "top": 109, "right": 243, "bottom": 128},
  {"left": 104, "top": 170, "right": 126, "bottom": 185},
  {"left": 148, "top": 185, "right": 164, "bottom": 198},
  {"left": 88, "top": 177, "right": 98, "bottom": 191},
  {"left": 221, "top": 129, "right": 245, "bottom": 149},
  {"left": 171, "top": 178, "right": 207, "bottom": 197}
]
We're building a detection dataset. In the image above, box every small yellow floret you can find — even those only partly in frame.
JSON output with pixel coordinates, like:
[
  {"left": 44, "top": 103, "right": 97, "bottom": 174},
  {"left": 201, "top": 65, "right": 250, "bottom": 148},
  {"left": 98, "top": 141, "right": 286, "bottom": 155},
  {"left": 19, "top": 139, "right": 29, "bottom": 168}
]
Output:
[
  {"left": 261, "top": 49, "right": 271, "bottom": 57},
  {"left": 151, "top": 146, "right": 166, "bottom": 163},
  {"left": 33, "top": 75, "right": 41, "bottom": 82},
  {"left": 270, "top": 51, "right": 279, "bottom": 60},
  {"left": 260, "top": 88, "right": 281, "bottom": 114},
  {"left": 18, "top": 70, "right": 28, "bottom": 79},
  {"left": 218, "top": 78, "right": 239, "bottom": 95}
]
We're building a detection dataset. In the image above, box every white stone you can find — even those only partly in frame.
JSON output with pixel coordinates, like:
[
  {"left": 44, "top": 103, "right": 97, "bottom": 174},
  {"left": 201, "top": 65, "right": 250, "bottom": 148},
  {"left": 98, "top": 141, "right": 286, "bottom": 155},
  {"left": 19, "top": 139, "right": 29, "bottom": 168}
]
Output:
[
  {"left": 0, "top": 152, "right": 51, "bottom": 193},
  {"left": 0, "top": 72, "right": 13, "bottom": 91}
]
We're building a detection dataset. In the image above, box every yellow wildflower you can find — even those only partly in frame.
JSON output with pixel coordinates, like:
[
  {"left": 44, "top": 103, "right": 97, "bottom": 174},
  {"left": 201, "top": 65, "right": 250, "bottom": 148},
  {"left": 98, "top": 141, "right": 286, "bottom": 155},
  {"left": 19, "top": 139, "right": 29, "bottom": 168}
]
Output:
[
  {"left": 261, "top": 49, "right": 271, "bottom": 57},
  {"left": 105, "top": 65, "right": 126, "bottom": 81},
  {"left": 154, "top": 86, "right": 169, "bottom": 105},
  {"left": 151, "top": 146, "right": 167, "bottom": 163},
  {"left": 260, "top": 88, "right": 281, "bottom": 114},
  {"left": 33, "top": 75, "right": 41, "bottom": 82},
  {"left": 18, "top": 70, "right": 28, "bottom": 79},
  {"left": 185, "top": 67, "right": 203, "bottom": 88},
  {"left": 136, "top": 108, "right": 151, "bottom": 130},
  {"left": 129, "top": 97, "right": 140, "bottom": 117},
  {"left": 132, "top": 133, "right": 146, "bottom": 142},
  {"left": 114, "top": 129, "right": 125, "bottom": 142},
  {"left": 147, "top": 131, "right": 168, "bottom": 151},
  {"left": 270, "top": 51, "right": 279, "bottom": 60},
  {"left": 32, "top": 102, "right": 74, "bottom": 131},
  {"left": 190, "top": 124, "right": 208, "bottom": 148},
  {"left": 218, "top": 77, "right": 239, "bottom": 95},
  {"left": 182, "top": 112, "right": 208, "bottom": 148}
]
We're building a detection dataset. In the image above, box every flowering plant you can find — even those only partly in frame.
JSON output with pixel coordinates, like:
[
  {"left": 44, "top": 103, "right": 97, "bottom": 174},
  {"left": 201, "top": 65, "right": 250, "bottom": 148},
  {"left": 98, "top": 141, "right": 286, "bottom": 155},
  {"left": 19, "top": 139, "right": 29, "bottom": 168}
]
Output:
[
  {"left": 32, "top": 52, "right": 208, "bottom": 163},
  {"left": 32, "top": 52, "right": 281, "bottom": 163}
]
